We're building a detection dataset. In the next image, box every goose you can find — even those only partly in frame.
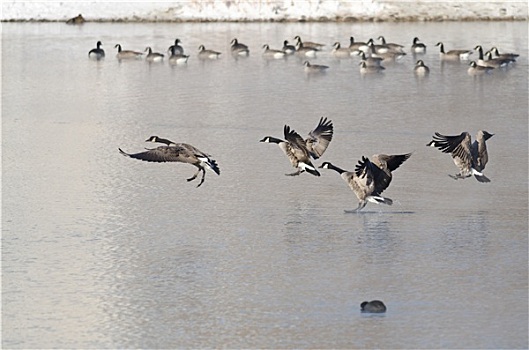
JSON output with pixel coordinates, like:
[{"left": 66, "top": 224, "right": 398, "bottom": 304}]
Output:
[
  {"left": 365, "top": 38, "right": 389, "bottom": 54},
  {"left": 294, "top": 36, "right": 325, "bottom": 50},
  {"left": 414, "top": 60, "right": 430, "bottom": 75},
  {"left": 320, "top": 152, "right": 410, "bottom": 212},
  {"left": 467, "top": 61, "right": 494, "bottom": 75},
  {"left": 168, "top": 46, "right": 189, "bottom": 65},
  {"left": 262, "top": 44, "right": 286, "bottom": 59},
  {"left": 66, "top": 14, "right": 85, "bottom": 25},
  {"left": 356, "top": 51, "right": 384, "bottom": 67},
  {"left": 361, "top": 300, "right": 386, "bottom": 313},
  {"left": 349, "top": 36, "right": 369, "bottom": 53},
  {"left": 483, "top": 50, "right": 513, "bottom": 68},
  {"left": 144, "top": 47, "right": 164, "bottom": 62},
  {"left": 282, "top": 40, "right": 296, "bottom": 55},
  {"left": 359, "top": 61, "right": 385, "bottom": 74},
  {"left": 367, "top": 41, "right": 406, "bottom": 61},
  {"left": 168, "top": 38, "right": 184, "bottom": 55},
  {"left": 331, "top": 42, "right": 352, "bottom": 58},
  {"left": 435, "top": 42, "right": 472, "bottom": 60},
  {"left": 303, "top": 60, "right": 329, "bottom": 73},
  {"left": 427, "top": 130, "right": 494, "bottom": 182},
  {"left": 411, "top": 37, "right": 427, "bottom": 53},
  {"left": 489, "top": 46, "right": 519, "bottom": 61},
  {"left": 230, "top": 38, "right": 250, "bottom": 56},
  {"left": 260, "top": 117, "right": 333, "bottom": 176},
  {"left": 295, "top": 41, "right": 318, "bottom": 58},
  {"left": 119, "top": 136, "right": 220, "bottom": 188},
  {"left": 88, "top": 41, "right": 105, "bottom": 60},
  {"left": 114, "top": 44, "right": 143, "bottom": 60},
  {"left": 377, "top": 36, "right": 405, "bottom": 53},
  {"left": 197, "top": 45, "right": 221, "bottom": 60}
]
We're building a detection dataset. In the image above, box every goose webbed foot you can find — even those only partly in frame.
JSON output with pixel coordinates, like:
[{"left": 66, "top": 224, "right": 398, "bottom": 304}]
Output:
[
  {"left": 285, "top": 169, "right": 304, "bottom": 176},
  {"left": 187, "top": 168, "right": 201, "bottom": 182},
  {"left": 195, "top": 170, "right": 206, "bottom": 188}
]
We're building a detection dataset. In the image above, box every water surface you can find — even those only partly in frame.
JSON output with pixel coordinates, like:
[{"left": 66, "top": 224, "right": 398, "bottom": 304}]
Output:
[{"left": 2, "top": 21, "right": 528, "bottom": 349}]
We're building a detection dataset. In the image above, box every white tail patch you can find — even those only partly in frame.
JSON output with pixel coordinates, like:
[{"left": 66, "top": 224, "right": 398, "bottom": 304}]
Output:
[{"left": 471, "top": 168, "right": 483, "bottom": 176}]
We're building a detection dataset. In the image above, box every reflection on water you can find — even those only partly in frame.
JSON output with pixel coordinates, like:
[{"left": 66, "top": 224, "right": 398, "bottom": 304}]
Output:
[{"left": 2, "top": 21, "right": 528, "bottom": 348}]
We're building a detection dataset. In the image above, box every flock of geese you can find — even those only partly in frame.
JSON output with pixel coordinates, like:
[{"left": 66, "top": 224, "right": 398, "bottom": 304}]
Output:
[
  {"left": 88, "top": 35, "right": 520, "bottom": 75},
  {"left": 119, "top": 117, "right": 494, "bottom": 212}
]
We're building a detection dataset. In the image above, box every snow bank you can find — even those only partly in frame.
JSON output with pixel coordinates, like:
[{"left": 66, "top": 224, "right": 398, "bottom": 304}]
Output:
[{"left": 1, "top": 1, "right": 527, "bottom": 22}]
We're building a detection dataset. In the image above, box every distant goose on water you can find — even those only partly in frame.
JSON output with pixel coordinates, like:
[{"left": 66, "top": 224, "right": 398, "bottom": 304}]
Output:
[
  {"left": 467, "top": 61, "right": 494, "bottom": 75},
  {"left": 427, "top": 130, "right": 494, "bottom": 182},
  {"left": 411, "top": 37, "right": 427, "bottom": 53},
  {"left": 144, "top": 47, "right": 164, "bottom": 62},
  {"left": 414, "top": 60, "right": 430, "bottom": 75},
  {"left": 88, "top": 41, "right": 105, "bottom": 60},
  {"left": 197, "top": 45, "right": 221, "bottom": 60},
  {"left": 262, "top": 44, "right": 286, "bottom": 59},
  {"left": 114, "top": 44, "right": 143, "bottom": 60},
  {"left": 361, "top": 300, "right": 387, "bottom": 313},
  {"left": 119, "top": 136, "right": 220, "bottom": 188},
  {"left": 294, "top": 35, "right": 325, "bottom": 50},
  {"left": 303, "top": 60, "right": 329, "bottom": 73},
  {"left": 168, "top": 38, "right": 184, "bottom": 55},
  {"left": 260, "top": 117, "right": 334, "bottom": 177},
  {"left": 230, "top": 38, "right": 250, "bottom": 56},
  {"left": 435, "top": 42, "right": 472, "bottom": 60}
]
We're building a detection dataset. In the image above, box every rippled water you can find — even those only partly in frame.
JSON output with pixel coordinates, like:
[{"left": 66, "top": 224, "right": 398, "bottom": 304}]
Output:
[{"left": 2, "top": 21, "right": 528, "bottom": 349}]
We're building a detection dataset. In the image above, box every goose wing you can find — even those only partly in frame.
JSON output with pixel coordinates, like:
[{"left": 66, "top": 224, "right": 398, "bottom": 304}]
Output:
[
  {"left": 305, "top": 117, "right": 334, "bottom": 159},
  {"left": 371, "top": 153, "right": 412, "bottom": 194},
  {"left": 119, "top": 145, "right": 192, "bottom": 163},
  {"left": 430, "top": 132, "right": 472, "bottom": 166},
  {"left": 284, "top": 125, "right": 310, "bottom": 160}
]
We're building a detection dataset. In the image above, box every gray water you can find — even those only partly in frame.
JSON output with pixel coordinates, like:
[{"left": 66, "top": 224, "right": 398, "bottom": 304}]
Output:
[{"left": 2, "top": 21, "right": 528, "bottom": 349}]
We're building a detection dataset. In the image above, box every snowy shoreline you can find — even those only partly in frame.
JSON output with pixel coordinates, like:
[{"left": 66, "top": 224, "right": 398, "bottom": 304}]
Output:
[{"left": 1, "top": 1, "right": 528, "bottom": 22}]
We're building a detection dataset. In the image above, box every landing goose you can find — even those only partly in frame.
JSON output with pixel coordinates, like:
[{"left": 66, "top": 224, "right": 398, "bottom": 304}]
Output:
[
  {"left": 361, "top": 300, "right": 386, "bottom": 313},
  {"left": 435, "top": 42, "right": 472, "bottom": 60},
  {"left": 119, "top": 136, "right": 220, "bottom": 188},
  {"left": 294, "top": 36, "right": 325, "bottom": 50},
  {"left": 260, "top": 117, "right": 333, "bottom": 176},
  {"left": 230, "top": 38, "right": 250, "bottom": 56},
  {"left": 411, "top": 37, "right": 427, "bottom": 53},
  {"left": 320, "top": 153, "right": 410, "bottom": 212},
  {"left": 114, "top": 44, "right": 143, "bottom": 60},
  {"left": 414, "top": 60, "right": 430, "bottom": 75},
  {"left": 168, "top": 38, "right": 184, "bottom": 55},
  {"left": 303, "top": 60, "right": 329, "bottom": 73},
  {"left": 427, "top": 130, "right": 494, "bottom": 182},
  {"left": 197, "top": 45, "right": 221, "bottom": 60},
  {"left": 88, "top": 41, "right": 105, "bottom": 60},
  {"left": 262, "top": 44, "right": 286, "bottom": 59},
  {"left": 467, "top": 61, "right": 494, "bottom": 75},
  {"left": 144, "top": 47, "right": 164, "bottom": 62}
]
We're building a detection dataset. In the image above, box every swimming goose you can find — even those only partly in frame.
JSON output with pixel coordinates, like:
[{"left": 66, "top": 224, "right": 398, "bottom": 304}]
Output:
[
  {"left": 377, "top": 36, "right": 405, "bottom": 53},
  {"left": 260, "top": 118, "right": 333, "bottom": 176},
  {"left": 88, "top": 41, "right": 105, "bottom": 60},
  {"left": 119, "top": 136, "right": 220, "bottom": 188},
  {"left": 262, "top": 44, "right": 286, "bottom": 59},
  {"left": 303, "top": 61, "right": 329, "bottom": 73},
  {"left": 230, "top": 38, "right": 250, "bottom": 56},
  {"left": 411, "top": 37, "right": 427, "bottom": 53},
  {"left": 467, "top": 61, "right": 494, "bottom": 75},
  {"left": 348, "top": 36, "right": 368, "bottom": 53},
  {"left": 367, "top": 41, "right": 406, "bottom": 61},
  {"left": 114, "top": 44, "right": 143, "bottom": 60},
  {"left": 356, "top": 51, "right": 384, "bottom": 67},
  {"left": 144, "top": 47, "right": 164, "bottom": 62},
  {"left": 331, "top": 42, "right": 352, "bottom": 58},
  {"left": 489, "top": 46, "right": 519, "bottom": 61},
  {"left": 294, "top": 36, "right": 325, "bottom": 50},
  {"left": 435, "top": 42, "right": 472, "bottom": 60},
  {"left": 295, "top": 42, "right": 318, "bottom": 58},
  {"left": 359, "top": 61, "right": 385, "bottom": 74},
  {"left": 414, "top": 60, "right": 430, "bottom": 75},
  {"left": 66, "top": 14, "right": 85, "bottom": 24},
  {"left": 282, "top": 40, "right": 296, "bottom": 55},
  {"left": 168, "top": 38, "right": 184, "bottom": 55},
  {"left": 319, "top": 158, "right": 391, "bottom": 212},
  {"left": 427, "top": 130, "right": 494, "bottom": 182},
  {"left": 197, "top": 45, "right": 221, "bottom": 60},
  {"left": 361, "top": 300, "right": 386, "bottom": 313},
  {"left": 168, "top": 46, "right": 189, "bottom": 65},
  {"left": 483, "top": 50, "right": 513, "bottom": 68}
]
